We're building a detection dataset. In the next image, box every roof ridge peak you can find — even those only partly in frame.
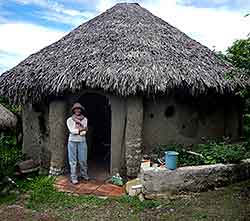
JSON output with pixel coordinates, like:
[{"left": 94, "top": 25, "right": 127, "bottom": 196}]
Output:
[{"left": 114, "top": 2, "right": 141, "bottom": 6}]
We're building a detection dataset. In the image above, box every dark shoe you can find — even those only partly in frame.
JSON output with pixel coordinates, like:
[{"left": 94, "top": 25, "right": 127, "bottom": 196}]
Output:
[{"left": 80, "top": 176, "right": 90, "bottom": 181}]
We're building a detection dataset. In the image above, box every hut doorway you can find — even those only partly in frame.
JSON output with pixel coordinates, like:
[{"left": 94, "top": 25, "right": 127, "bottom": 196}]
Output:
[{"left": 78, "top": 93, "right": 111, "bottom": 181}]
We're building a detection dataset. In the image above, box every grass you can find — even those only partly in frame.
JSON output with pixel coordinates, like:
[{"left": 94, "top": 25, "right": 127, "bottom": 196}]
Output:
[
  {"left": 0, "top": 175, "right": 250, "bottom": 220},
  {"left": 7, "top": 175, "right": 159, "bottom": 219},
  {"left": 23, "top": 176, "right": 105, "bottom": 210},
  {"left": 0, "top": 193, "right": 18, "bottom": 205}
]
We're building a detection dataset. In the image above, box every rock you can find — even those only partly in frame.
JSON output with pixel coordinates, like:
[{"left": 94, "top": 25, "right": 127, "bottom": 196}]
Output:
[
  {"left": 7, "top": 205, "right": 23, "bottom": 209},
  {"left": 138, "top": 193, "right": 145, "bottom": 201},
  {"left": 16, "top": 159, "right": 39, "bottom": 174},
  {"left": 9, "top": 189, "right": 20, "bottom": 195},
  {"left": 125, "top": 178, "right": 142, "bottom": 196},
  {"left": 97, "top": 196, "right": 108, "bottom": 200},
  {"left": 139, "top": 159, "right": 250, "bottom": 194},
  {"left": 156, "top": 205, "right": 162, "bottom": 210}
]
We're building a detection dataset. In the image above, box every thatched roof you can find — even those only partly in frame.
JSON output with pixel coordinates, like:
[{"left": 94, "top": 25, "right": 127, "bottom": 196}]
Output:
[
  {"left": 0, "top": 104, "right": 17, "bottom": 129},
  {"left": 0, "top": 3, "right": 246, "bottom": 104}
]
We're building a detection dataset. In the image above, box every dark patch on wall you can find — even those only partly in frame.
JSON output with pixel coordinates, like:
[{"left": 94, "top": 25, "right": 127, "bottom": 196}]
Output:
[
  {"left": 38, "top": 114, "right": 47, "bottom": 137},
  {"left": 180, "top": 114, "right": 199, "bottom": 138},
  {"left": 165, "top": 105, "right": 175, "bottom": 118}
]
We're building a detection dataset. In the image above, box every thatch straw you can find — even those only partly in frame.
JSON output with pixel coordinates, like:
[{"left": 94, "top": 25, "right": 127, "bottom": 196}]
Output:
[
  {"left": 0, "top": 104, "right": 17, "bottom": 129},
  {"left": 0, "top": 3, "right": 247, "bottom": 104}
]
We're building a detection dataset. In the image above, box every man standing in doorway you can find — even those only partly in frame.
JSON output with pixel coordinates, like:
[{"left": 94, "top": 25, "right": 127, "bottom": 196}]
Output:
[{"left": 66, "top": 103, "right": 89, "bottom": 184}]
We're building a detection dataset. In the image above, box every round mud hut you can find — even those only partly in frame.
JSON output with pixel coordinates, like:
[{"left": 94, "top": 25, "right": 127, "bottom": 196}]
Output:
[
  {"left": 0, "top": 104, "right": 17, "bottom": 131},
  {"left": 0, "top": 3, "right": 246, "bottom": 177}
]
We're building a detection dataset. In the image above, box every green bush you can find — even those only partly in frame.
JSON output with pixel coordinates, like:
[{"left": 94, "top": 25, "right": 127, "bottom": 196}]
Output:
[
  {"left": 0, "top": 132, "right": 23, "bottom": 177},
  {"left": 244, "top": 114, "right": 250, "bottom": 141},
  {"left": 151, "top": 144, "right": 204, "bottom": 166},
  {"left": 197, "top": 142, "right": 247, "bottom": 164},
  {"left": 0, "top": 98, "right": 22, "bottom": 178},
  {"left": 151, "top": 141, "right": 250, "bottom": 167}
]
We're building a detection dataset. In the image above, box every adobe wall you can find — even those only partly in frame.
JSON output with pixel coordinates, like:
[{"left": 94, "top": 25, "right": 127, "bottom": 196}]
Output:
[
  {"left": 21, "top": 92, "right": 128, "bottom": 176},
  {"left": 125, "top": 96, "right": 143, "bottom": 177},
  {"left": 109, "top": 95, "right": 127, "bottom": 175},
  {"left": 48, "top": 100, "right": 68, "bottom": 175},
  {"left": 143, "top": 95, "right": 241, "bottom": 152},
  {"left": 22, "top": 103, "right": 49, "bottom": 168}
]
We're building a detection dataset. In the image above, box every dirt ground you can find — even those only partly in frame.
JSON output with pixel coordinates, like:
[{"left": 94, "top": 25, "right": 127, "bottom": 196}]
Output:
[{"left": 1, "top": 180, "right": 250, "bottom": 221}]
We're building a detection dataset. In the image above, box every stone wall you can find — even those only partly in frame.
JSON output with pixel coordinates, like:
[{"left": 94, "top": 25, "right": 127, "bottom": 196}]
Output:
[
  {"left": 140, "top": 159, "right": 250, "bottom": 194},
  {"left": 143, "top": 95, "right": 241, "bottom": 152},
  {"left": 125, "top": 96, "right": 143, "bottom": 177}
]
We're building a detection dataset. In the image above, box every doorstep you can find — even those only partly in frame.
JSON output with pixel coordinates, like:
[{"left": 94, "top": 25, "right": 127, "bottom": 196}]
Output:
[{"left": 54, "top": 176, "right": 125, "bottom": 197}]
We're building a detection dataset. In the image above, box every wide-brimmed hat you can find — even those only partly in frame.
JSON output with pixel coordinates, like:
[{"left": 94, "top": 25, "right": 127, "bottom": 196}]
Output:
[{"left": 71, "top": 102, "right": 85, "bottom": 113}]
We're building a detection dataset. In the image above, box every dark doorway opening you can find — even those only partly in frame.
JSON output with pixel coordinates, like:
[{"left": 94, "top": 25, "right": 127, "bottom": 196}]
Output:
[{"left": 78, "top": 93, "right": 111, "bottom": 181}]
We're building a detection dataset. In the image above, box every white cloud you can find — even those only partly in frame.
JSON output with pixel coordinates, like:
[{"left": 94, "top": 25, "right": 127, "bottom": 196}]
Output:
[
  {"left": 13, "top": 0, "right": 95, "bottom": 26},
  {"left": 14, "top": 0, "right": 79, "bottom": 15},
  {"left": 0, "top": 23, "right": 65, "bottom": 73},
  {"left": 1, "top": 0, "right": 249, "bottom": 73},
  {"left": 0, "top": 51, "right": 23, "bottom": 73},
  {"left": 143, "top": 0, "right": 250, "bottom": 51},
  {"left": 39, "top": 10, "right": 95, "bottom": 26},
  {"left": 95, "top": 0, "right": 250, "bottom": 51}
]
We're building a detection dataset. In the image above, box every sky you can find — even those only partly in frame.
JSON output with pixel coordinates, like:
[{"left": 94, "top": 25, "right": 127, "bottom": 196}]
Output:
[{"left": 0, "top": 0, "right": 249, "bottom": 74}]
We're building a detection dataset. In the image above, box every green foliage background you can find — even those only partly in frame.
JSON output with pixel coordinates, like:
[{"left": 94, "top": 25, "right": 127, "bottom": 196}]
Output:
[
  {"left": 227, "top": 38, "right": 250, "bottom": 73},
  {"left": 0, "top": 98, "right": 22, "bottom": 178},
  {"left": 225, "top": 38, "right": 250, "bottom": 142},
  {"left": 152, "top": 142, "right": 250, "bottom": 167}
]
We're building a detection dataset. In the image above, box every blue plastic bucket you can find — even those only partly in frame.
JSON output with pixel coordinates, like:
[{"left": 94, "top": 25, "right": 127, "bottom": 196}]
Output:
[{"left": 165, "top": 151, "right": 179, "bottom": 170}]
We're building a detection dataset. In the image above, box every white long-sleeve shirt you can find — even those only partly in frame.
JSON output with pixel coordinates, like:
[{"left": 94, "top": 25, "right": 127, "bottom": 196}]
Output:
[{"left": 66, "top": 117, "right": 88, "bottom": 142}]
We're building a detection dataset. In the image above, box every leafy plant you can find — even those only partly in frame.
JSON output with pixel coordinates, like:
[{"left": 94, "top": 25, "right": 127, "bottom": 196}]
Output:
[
  {"left": 151, "top": 144, "right": 204, "bottom": 167},
  {"left": 226, "top": 38, "right": 250, "bottom": 73},
  {"left": 197, "top": 142, "right": 247, "bottom": 164},
  {"left": 0, "top": 132, "right": 23, "bottom": 177},
  {"left": 151, "top": 141, "right": 250, "bottom": 167}
]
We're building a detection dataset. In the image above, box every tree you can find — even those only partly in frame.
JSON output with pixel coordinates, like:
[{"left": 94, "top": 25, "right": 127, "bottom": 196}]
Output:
[{"left": 226, "top": 38, "right": 250, "bottom": 73}]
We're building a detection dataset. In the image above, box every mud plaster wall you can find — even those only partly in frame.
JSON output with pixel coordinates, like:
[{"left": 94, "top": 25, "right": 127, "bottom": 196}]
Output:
[
  {"left": 143, "top": 96, "right": 241, "bottom": 152},
  {"left": 125, "top": 96, "right": 143, "bottom": 177},
  {"left": 109, "top": 95, "right": 127, "bottom": 175},
  {"left": 48, "top": 100, "right": 68, "bottom": 172},
  {"left": 22, "top": 103, "right": 49, "bottom": 167},
  {"left": 22, "top": 92, "right": 127, "bottom": 175}
]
